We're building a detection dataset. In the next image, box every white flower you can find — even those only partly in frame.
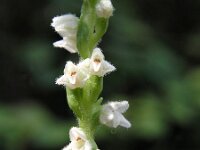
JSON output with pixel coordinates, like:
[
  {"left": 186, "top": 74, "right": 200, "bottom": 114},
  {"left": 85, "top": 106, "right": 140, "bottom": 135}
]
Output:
[
  {"left": 51, "top": 14, "right": 79, "bottom": 53},
  {"left": 100, "top": 101, "right": 131, "bottom": 128},
  {"left": 56, "top": 61, "right": 88, "bottom": 89},
  {"left": 62, "top": 127, "right": 92, "bottom": 150},
  {"left": 78, "top": 48, "right": 116, "bottom": 77},
  {"left": 96, "top": 0, "right": 114, "bottom": 18}
]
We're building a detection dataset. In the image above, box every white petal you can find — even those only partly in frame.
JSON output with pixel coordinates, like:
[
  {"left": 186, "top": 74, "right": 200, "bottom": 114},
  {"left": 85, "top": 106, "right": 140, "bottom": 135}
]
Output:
[
  {"left": 69, "top": 127, "right": 87, "bottom": 142},
  {"left": 92, "top": 61, "right": 102, "bottom": 72},
  {"left": 68, "top": 75, "right": 76, "bottom": 85},
  {"left": 111, "top": 112, "right": 121, "bottom": 128},
  {"left": 101, "top": 60, "right": 116, "bottom": 76},
  {"left": 100, "top": 101, "right": 131, "bottom": 128},
  {"left": 100, "top": 105, "right": 113, "bottom": 124},
  {"left": 62, "top": 143, "right": 72, "bottom": 150},
  {"left": 55, "top": 26, "right": 77, "bottom": 38},
  {"left": 91, "top": 48, "right": 104, "bottom": 61},
  {"left": 107, "top": 112, "right": 114, "bottom": 120},
  {"left": 55, "top": 75, "right": 67, "bottom": 85},
  {"left": 53, "top": 39, "right": 77, "bottom": 53},
  {"left": 118, "top": 113, "right": 131, "bottom": 128},
  {"left": 56, "top": 61, "right": 88, "bottom": 89},
  {"left": 100, "top": 104, "right": 121, "bottom": 128},
  {"left": 78, "top": 59, "right": 90, "bottom": 75},
  {"left": 71, "top": 140, "right": 85, "bottom": 150},
  {"left": 84, "top": 141, "right": 92, "bottom": 150},
  {"left": 89, "top": 48, "right": 116, "bottom": 76},
  {"left": 76, "top": 71, "right": 89, "bottom": 87},
  {"left": 109, "top": 101, "right": 129, "bottom": 113},
  {"left": 91, "top": 48, "right": 104, "bottom": 72},
  {"left": 65, "top": 61, "right": 77, "bottom": 73},
  {"left": 51, "top": 14, "right": 78, "bottom": 29},
  {"left": 51, "top": 14, "right": 78, "bottom": 53}
]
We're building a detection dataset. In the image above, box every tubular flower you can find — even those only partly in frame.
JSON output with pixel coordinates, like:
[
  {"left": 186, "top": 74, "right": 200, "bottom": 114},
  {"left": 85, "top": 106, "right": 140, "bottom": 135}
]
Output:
[
  {"left": 51, "top": 14, "right": 79, "bottom": 53},
  {"left": 62, "top": 127, "right": 92, "bottom": 150},
  {"left": 56, "top": 61, "right": 88, "bottom": 89},
  {"left": 96, "top": 0, "right": 114, "bottom": 18},
  {"left": 78, "top": 48, "right": 116, "bottom": 77},
  {"left": 100, "top": 101, "right": 131, "bottom": 128}
]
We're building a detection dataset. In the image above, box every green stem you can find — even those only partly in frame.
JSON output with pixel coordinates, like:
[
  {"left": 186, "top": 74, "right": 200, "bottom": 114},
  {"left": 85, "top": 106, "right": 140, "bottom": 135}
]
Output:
[
  {"left": 77, "top": 0, "right": 98, "bottom": 58},
  {"left": 77, "top": 0, "right": 109, "bottom": 59},
  {"left": 67, "top": 0, "right": 112, "bottom": 149}
]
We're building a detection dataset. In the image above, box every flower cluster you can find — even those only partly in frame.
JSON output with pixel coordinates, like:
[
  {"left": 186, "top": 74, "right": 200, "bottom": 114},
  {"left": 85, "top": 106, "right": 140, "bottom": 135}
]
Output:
[
  {"left": 56, "top": 48, "right": 116, "bottom": 89},
  {"left": 52, "top": 0, "right": 131, "bottom": 149}
]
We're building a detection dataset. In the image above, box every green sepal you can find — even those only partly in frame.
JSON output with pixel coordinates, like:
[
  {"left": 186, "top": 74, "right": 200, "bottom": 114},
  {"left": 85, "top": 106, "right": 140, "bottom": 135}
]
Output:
[
  {"left": 66, "top": 88, "right": 83, "bottom": 118},
  {"left": 78, "top": 98, "right": 102, "bottom": 139},
  {"left": 83, "top": 75, "right": 103, "bottom": 102},
  {"left": 77, "top": 0, "right": 98, "bottom": 59},
  {"left": 77, "top": 0, "right": 110, "bottom": 59},
  {"left": 91, "top": 97, "right": 103, "bottom": 128},
  {"left": 77, "top": 21, "right": 90, "bottom": 58},
  {"left": 92, "top": 18, "right": 109, "bottom": 46}
]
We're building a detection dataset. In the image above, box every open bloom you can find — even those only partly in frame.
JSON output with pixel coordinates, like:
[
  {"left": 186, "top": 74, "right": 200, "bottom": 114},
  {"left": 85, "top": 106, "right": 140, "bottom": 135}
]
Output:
[
  {"left": 51, "top": 14, "right": 79, "bottom": 53},
  {"left": 62, "top": 127, "right": 92, "bottom": 150},
  {"left": 56, "top": 61, "right": 88, "bottom": 89},
  {"left": 96, "top": 0, "right": 114, "bottom": 18},
  {"left": 78, "top": 48, "right": 116, "bottom": 77},
  {"left": 100, "top": 101, "right": 131, "bottom": 128}
]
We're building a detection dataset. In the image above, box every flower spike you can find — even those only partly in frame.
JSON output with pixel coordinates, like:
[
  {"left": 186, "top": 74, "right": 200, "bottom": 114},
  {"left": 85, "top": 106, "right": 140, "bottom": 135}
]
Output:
[{"left": 52, "top": 1, "right": 131, "bottom": 149}]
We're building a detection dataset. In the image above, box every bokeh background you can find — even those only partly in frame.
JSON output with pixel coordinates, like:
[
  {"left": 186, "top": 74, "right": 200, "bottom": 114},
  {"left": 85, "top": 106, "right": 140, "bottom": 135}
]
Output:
[{"left": 1, "top": 0, "right": 200, "bottom": 150}]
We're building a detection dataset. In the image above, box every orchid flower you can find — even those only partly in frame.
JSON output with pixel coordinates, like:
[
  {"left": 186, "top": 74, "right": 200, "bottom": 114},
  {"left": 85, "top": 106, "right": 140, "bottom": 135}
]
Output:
[
  {"left": 62, "top": 127, "right": 92, "bottom": 150},
  {"left": 56, "top": 61, "right": 88, "bottom": 89},
  {"left": 51, "top": 14, "right": 79, "bottom": 53},
  {"left": 79, "top": 48, "right": 116, "bottom": 77},
  {"left": 100, "top": 101, "right": 131, "bottom": 128}
]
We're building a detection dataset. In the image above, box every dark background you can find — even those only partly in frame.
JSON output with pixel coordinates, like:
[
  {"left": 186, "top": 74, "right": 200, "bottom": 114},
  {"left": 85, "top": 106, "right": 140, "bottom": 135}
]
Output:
[{"left": 0, "top": 0, "right": 200, "bottom": 150}]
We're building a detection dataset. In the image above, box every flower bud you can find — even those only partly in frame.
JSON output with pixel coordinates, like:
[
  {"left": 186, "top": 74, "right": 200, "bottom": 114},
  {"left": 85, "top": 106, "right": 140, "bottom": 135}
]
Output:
[{"left": 96, "top": 0, "right": 114, "bottom": 18}]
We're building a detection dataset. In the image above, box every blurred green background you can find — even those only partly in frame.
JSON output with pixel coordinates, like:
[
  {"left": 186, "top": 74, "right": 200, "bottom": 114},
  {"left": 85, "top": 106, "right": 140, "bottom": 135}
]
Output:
[{"left": 0, "top": 0, "right": 200, "bottom": 150}]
